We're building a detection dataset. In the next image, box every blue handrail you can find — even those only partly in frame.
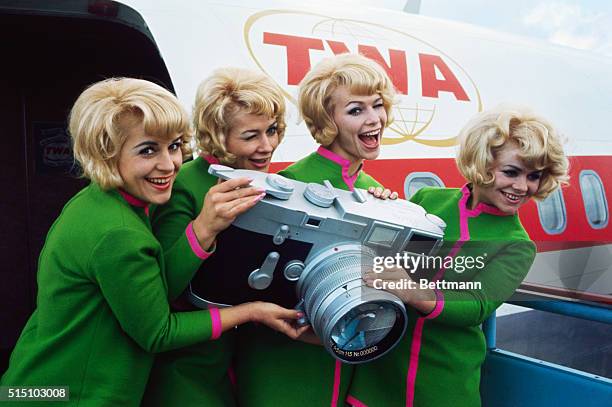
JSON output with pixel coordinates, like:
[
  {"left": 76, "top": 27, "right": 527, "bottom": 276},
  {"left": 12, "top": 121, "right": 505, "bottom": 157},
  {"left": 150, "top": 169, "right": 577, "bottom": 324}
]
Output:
[
  {"left": 482, "top": 312, "right": 496, "bottom": 350},
  {"left": 507, "top": 291, "right": 612, "bottom": 325},
  {"left": 481, "top": 294, "right": 612, "bottom": 406},
  {"left": 484, "top": 294, "right": 611, "bottom": 349}
]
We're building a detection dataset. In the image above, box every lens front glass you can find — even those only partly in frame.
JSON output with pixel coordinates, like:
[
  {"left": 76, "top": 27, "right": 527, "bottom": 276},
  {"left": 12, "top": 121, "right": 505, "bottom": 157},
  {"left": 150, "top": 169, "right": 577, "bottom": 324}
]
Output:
[{"left": 330, "top": 302, "right": 397, "bottom": 351}]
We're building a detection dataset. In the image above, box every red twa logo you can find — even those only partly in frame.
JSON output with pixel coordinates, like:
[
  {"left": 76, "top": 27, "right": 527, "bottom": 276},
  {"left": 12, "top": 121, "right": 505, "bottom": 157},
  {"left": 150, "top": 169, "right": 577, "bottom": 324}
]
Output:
[
  {"left": 263, "top": 32, "right": 469, "bottom": 102},
  {"left": 245, "top": 11, "right": 482, "bottom": 147}
]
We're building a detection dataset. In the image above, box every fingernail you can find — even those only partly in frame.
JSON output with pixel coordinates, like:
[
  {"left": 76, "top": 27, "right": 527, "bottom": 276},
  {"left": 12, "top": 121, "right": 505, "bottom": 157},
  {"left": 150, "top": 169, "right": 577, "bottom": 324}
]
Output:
[
  {"left": 253, "top": 193, "right": 266, "bottom": 203},
  {"left": 256, "top": 188, "right": 266, "bottom": 193},
  {"left": 297, "top": 312, "right": 304, "bottom": 318}
]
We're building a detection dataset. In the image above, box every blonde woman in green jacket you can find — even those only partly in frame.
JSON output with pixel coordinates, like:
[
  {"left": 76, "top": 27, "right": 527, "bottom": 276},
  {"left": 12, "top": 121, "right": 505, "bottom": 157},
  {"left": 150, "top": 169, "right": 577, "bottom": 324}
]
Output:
[
  {"left": 0, "top": 78, "right": 302, "bottom": 406},
  {"left": 349, "top": 107, "right": 569, "bottom": 407},
  {"left": 235, "top": 53, "right": 398, "bottom": 407},
  {"left": 143, "top": 67, "right": 309, "bottom": 406}
]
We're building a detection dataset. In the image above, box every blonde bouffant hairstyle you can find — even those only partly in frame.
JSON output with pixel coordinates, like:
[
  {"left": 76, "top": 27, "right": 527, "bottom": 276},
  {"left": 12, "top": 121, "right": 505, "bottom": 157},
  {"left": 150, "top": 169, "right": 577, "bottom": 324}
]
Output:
[
  {"left": 298, "top": 53, "right": 396, "bottom": 146},
  {"left": 457, "top": 106, "right": 569, "bottom": 200},
  {"left": 193, "top": 68, "right": 287, "bottom": 164},
  {"left": 69, "top": 77, "right": 191, "bottom": 190}
]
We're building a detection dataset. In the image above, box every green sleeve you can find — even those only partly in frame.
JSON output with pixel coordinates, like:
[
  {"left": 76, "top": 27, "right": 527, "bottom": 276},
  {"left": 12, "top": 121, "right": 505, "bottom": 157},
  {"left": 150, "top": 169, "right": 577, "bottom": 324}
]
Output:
[
  {"left": 408, "top": 187, "right": 427, "bottom": 204},
  {"left": 152, "top": 178, "right": 205, "bottom": 300},
  {"left": 277, "top": 167, "right": 297, "bottom": 180},
  {"left": 91, "top": 228, "right": 215, "bottom": 352},
  {"left": 433, "top": 240, "right": 536, "bottom": 327},
  {"left": 355, "top": 173, "right": 382, "bottom": 189}
]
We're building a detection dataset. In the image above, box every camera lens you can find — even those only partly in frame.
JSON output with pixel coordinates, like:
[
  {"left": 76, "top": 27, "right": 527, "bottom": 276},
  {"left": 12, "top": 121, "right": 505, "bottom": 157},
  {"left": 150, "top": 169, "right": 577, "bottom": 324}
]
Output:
[
  {"left": 331, "top": 302, "right": 396, "bottom": 351},
  {"left": 296, "top": 244, "right": 407, "bottom": 364}
]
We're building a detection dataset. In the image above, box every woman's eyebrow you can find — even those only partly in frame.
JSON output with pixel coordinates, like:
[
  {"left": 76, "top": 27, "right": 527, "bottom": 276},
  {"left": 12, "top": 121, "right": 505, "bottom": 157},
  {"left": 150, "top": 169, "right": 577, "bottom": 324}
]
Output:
[
  {"left": 345, "top": 100, "right": 364, "bottom": 107},
  {"left": 504, "top": 164, "right": 524, "bottom": 171},
  {"left": 345, "top": 97, "right": 383, "bottom": 107},
  {"left": 241, "top": 122, "right": 278, "bottom": 134},
  {"left": 132, "top": 140, "right": 158, "bottom": 149}
]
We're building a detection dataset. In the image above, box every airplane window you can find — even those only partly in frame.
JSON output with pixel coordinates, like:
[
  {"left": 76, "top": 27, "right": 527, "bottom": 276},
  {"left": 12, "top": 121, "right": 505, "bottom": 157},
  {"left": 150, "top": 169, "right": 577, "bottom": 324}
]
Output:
[
  {"left": 404, "top": 172, "right": 445, "bottom": 199},
  {"left": 536, "top": 188, "right": 567, "bottom": 235},
  {"left": 579, "top": 170, "right": 609, "bottom": 229}
]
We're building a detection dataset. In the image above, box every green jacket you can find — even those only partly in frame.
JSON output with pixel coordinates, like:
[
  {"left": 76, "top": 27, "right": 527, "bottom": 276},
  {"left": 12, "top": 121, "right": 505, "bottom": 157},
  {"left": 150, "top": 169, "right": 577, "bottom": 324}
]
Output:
[
  {"left": 348, "top": 186, "right": 536, "bottom": 407},
  {"left": 279, "top": 147, "right": 382, "bottom": 191},
  {"left": 0, "top": 183, "right": 217, "bottom": 406},
  {"left": 143, "top": 156, "right": 237, "bottom": 407},
  {"left": 151, "top": 156, "right": 218, "bottom": 300},
  {"left": 235, "top": 147, "right": 382, "bottom": 407}
]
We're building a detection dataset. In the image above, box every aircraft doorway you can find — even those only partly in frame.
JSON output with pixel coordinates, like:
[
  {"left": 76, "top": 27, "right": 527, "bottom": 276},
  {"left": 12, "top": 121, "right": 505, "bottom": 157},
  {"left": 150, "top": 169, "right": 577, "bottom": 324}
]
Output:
[{"left": 0, "top": 1, "right": 173, "bottom": 373}]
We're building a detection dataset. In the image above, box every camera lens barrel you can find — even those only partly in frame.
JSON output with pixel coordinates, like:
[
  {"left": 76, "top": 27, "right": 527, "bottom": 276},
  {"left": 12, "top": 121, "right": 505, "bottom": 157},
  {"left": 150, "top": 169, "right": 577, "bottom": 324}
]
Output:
[{"left": 297, "top": 244, "right": 408, "bottom": 364}]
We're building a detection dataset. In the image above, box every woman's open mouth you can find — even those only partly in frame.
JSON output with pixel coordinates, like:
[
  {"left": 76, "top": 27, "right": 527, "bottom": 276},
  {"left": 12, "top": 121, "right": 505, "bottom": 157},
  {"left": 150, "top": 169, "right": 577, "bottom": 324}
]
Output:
[
  {"left": 501, "top": 191, "right": 524, "bottom": 204},
  {"left": 249, "top": 157, "right": 271, "bottom": 169},
  {"left": 358, "top": 129, "right": 381, "bottom": 149},
  {"left": 146, "top": 176, "right": 172, "bottom": 191}
]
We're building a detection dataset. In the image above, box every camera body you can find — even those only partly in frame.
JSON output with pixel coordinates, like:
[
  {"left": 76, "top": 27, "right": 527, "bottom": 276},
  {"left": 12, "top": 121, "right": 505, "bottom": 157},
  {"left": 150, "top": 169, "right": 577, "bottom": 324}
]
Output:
[{"left": 188, "top": 165, "right": 445, "bottom": 363}]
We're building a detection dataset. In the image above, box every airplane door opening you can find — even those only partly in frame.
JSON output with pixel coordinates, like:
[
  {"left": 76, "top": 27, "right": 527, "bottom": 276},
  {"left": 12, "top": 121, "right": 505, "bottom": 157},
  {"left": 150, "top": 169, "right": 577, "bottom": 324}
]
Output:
[{"left": 0, "top": 1, "right": 173, "bottom": 373}]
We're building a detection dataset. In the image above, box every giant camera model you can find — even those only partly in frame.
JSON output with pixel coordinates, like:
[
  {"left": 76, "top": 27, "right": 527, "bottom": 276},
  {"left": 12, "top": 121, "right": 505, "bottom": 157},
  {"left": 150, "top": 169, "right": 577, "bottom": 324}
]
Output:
[{"left": 188, "top": 165, "right": 446, "bottom": 363}]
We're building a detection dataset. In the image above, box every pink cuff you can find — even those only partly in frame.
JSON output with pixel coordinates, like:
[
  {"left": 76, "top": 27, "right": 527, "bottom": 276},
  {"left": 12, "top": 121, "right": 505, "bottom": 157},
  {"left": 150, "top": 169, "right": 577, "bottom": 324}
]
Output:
[
  {"left": 424, "top": 289, "right": 444, "bottom": 320},
  {"left": 185, "top": 222, "right": 215, "bottom": 260},
  {"left": 210, "top": 307, "right": 222, "bottom": 340},
  {"left": 346, "top": 395, "right": 368, "bottom": 407}
]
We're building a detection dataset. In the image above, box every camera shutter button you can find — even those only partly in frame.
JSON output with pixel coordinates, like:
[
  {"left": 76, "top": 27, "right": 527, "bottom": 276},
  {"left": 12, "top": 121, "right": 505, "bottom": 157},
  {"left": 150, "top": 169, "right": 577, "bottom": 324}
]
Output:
[
  {"left": 304, "top": 183, "right": 335, "bottom": 207},
  {"left": 266, "top": 174, "right": 295, "bottom": 192}
]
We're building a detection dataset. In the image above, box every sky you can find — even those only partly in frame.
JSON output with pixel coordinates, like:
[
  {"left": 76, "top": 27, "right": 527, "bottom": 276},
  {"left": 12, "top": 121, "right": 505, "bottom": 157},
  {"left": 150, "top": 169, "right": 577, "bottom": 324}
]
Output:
[{"left": 333, "top": 0, "right": 612, "bottom": 57}]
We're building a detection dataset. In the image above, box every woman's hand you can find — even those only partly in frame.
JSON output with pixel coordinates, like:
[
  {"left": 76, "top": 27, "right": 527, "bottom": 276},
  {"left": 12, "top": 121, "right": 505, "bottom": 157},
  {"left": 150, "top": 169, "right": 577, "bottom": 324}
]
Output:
[
  {"left": 192, "top": 177, "right": 265, "bottom": 250},
  {"left": 247, "top": 302, "right": 311, "bottom": 340},
  {"left": 368, "top": 186, "right": 399, "bottom": 200},
  {"left": 294, "top": 325, "right": 322, "bottom": 346},
  {"left": 248, "top": 302, "right": 322, "bottom": 345},
  {"left": 363, "top": 266, "right": 437, "bottom": 315}
]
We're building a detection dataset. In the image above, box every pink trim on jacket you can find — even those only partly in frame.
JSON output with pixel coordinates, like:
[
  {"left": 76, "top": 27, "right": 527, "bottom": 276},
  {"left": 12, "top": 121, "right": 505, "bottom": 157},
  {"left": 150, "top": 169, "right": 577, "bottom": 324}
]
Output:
[
  {"left": 405, "top": 317, "right": 426, "bottom": 407},
  {"left": 185, "top": 222, "right": 214, "bottom": 260},
  {"left": 405, "top": 184, "right": 510, "bottom": 406},
  {"left": 424, "top": 289, "right": 445, "bottom": 320},
  {"left": 201, "top": 154, "right": 220, "bottom": 165},
  {"left": 209, "top": 307, "right": 222, "bottom": 340},
  {"left": 346, "top": 395, "right": 368, "bottom": 407},
  {"left": 331, "top": 360, "right": 342, "bottom": 407},
  {"left": 460, "top": 184, "right": 512, "bottom": 218},
  {"left": 316, "top": 146, "right": 362, "bottom": 191},
  {"left": 118, "top": 188, "right": 150, "bottom": 216},
  {"left": 431, "top": 183, "right": 509, "bottom": 280},
  {"left": 458, "top": 186, "right": 473, "bottom": 240}
]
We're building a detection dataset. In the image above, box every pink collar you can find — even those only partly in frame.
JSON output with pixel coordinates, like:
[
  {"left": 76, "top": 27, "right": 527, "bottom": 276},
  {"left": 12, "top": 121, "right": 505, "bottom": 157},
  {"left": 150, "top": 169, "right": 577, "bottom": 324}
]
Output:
[
  {"left": 459, "top": 184, "right": 510, "bottom": 217},
  {"left": 316, "top": 146, "right": 363, "bottom": 191},
  {"left": 201, "top": 154, "right": 220, "bottom": 165},
  {"left": 118, "top": 189, "right": 149, "bottom": 216}
]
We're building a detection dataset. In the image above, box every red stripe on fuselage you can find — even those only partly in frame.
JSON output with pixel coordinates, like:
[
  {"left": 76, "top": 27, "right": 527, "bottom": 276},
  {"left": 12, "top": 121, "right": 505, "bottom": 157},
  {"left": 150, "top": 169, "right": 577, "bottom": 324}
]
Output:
[{"left": 271, "top": 155, "right": 612, "bottom": 251}]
